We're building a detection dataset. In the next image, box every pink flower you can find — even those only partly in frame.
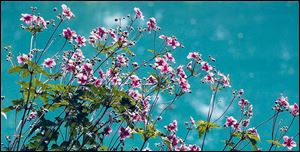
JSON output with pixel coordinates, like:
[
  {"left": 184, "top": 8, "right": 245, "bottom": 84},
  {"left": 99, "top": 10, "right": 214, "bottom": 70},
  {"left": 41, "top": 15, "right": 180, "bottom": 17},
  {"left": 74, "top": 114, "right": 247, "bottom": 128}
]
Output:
[
  {"left": 128, "top": 89, "right": 142, "bottom": 101},
  {"left": 89, "top": 33, "right": 97, "bottom": 45},
  {"left": 159, "top": 35, "right": 169, "bottom": 42},
  {"left": 201, "top": 61, "right": 212, "bottom": 72},
  {"left": 108, "top": 29, "right": 117, "bottom": 42},
  {"left": 238, "top": 98, "right": 249, "bottom": 109},
  {"left": 28, "top": 111, "right": 37, "bottom": 120},
  {"left": 290, "top": 103, "right": 299, "bottom": 117},
  {"left": 77, "top": 73, "right": 88, "bottom": 85},
  {"left": 190, "top": 116, "right": 195, "bottom": 125},
  {"left": 96, "top": 27, "right": 106, "bottom": 39},
  {"left": 119, "top": 126, "right": 131, "bottom": 141},
  {"left": 282, "top": 136, "right": 297, "bottom": 150},
  {"left": 143, "top": 96, "right": 151, "bottom": 112},
  {"left": 189, "top": 144, "right": 201, "bottom": 151},
  {"left": 155, "top": 57, "right": 167, "bottom": 67},
  {"left": 66, "top": 60, "right": 76, "bottom": 72},
  {"left": 160, "top": 64, "right": 172, "bottom": 74},
  {"left": 233, "top": 122, "right": 241, "bottom": 131},
  {"left": 175, "top": 144, "right": 190, "bottom": 151},
  {"left": 61, "top": 4, "right": 75, "bottom": 19},
  {"left": 103, "top": 125, "right": 112, "bottom": 136},
  {"left": 111, "top": 76, "right": 121, "bottom": 86},
  {"left": 146, "top": 75, "right": 157, "bottom": 85},
  {"left": 167, "top": 134, "right": 181, "bottom": 147},
  {"left": 130, "top": 112, "right": 142, "bottom": 122},
  {"left": 134, "top": 7, "right": 144, "bottom": 20},
  {"left": 187, "top": 61, "right": 193, "bottom": 70},
  {"left": 106, "top": 68, "right": 117, "bottom": 77},
  {"left": 177, "top": 65, "right": 187, "bottom": 78},
  {"left": 35, "top": 16, "right": 48, "bottom": 29},
  {"left": 17, "top": 54, "right": 29, "bottom": 64},
  {"left": 225, "top": 116, "right": 237, "bottom": 127},
  {"left": 203, "top": 72, "right": 215, "bottom": 84},
  {"left": 276, "top": 95, "right": 289, "bottom": 108},
  {"left": 94, "top": 78, "right": 102, "bottom": 87},
  {"left": 98, "top": 69, "right": 105, "bottom": 79},
  {"left": 147, "top": 17, "right": 157, "bottom": 32},
  {"left": 165, "top": 120, "right": 178, "bottom": 132},
  {"left": 43, "top": 58, "right": 56, "bottom": 68},
  {"left": 249, "top": 105, "right": 253, "bottom": 117},
  {"left": 130, "top": 75, "right": 141, "bottom": 88},
  {"left": 63, "top": 28, "right": 77, "bottom": 39},
  {"left": 247, "top": 128, "right": 260, "bottom": 140},
  {"left": 242, "top": 119, "right": 250, "bottom": 127},
  {"left": 20, "top": 14, "right": 34, "bottom": 24},
  {"left": 187, "top": 52, "right": 200, "bottom": 60},
  {"left": 117, "top": 55, "right": 127, "bottom": 65},
  {"left": 75, "top": 35, "right": 86, "bottom": 47},
  {"left": 81, "top": 63, "right": 93, "bottom": 74},
  {"left": 178, "top": 77, "right": 191, "bottom": 93},
  {"left": 218, "top": 72, "right": 231, "bottom": 87},
  {"left": 164, "top": 52, "right": 175, "bottom": 63},
  {"left": 72, "top": 49, "right": 84, "bottom": 60},
  {"left": 169, "top": 36, "right": 181, "bottom": 49}
]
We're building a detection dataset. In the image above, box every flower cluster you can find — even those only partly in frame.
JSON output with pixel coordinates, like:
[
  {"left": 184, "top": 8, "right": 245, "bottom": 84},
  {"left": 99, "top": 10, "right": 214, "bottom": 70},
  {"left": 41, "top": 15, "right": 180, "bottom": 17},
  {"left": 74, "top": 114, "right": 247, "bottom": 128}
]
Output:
[
  {"left": 20, "top": 13, "right": 49, "bottom": 32},
  {"left": 2, "top": 4, "right": 298, "bottom": 152}
]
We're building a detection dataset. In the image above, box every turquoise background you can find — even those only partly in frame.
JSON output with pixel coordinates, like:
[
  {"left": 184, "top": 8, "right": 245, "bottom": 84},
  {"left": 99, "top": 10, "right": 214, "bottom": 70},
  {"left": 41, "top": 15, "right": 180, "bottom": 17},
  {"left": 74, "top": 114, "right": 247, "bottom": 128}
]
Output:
[{"left": 1, "top": 1, "right": 299, "bottom": 151}]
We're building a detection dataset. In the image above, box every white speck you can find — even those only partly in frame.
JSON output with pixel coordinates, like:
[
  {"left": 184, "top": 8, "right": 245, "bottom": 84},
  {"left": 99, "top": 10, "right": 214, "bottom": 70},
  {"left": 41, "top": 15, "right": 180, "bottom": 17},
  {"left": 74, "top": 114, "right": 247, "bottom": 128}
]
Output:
[
  {"left": 237, "top": 32, "right": 244, "bottom": 39},
  {"left": 248, "top": 72, "right": 255, "bottom": 78},
  {"left": 190, "top": 18, "right": 197, "bottom": 25}
]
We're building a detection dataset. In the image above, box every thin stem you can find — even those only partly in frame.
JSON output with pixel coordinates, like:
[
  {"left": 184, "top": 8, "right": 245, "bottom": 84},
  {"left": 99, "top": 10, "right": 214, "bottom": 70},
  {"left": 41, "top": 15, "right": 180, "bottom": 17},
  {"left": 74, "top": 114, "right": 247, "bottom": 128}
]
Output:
[
  {"left": 201, "top": 83, "right": 220, "bottom": 150},
  {"left": 254, "top": 112, "right": 278, "bottom": 129},
  {"left": 140, "top": 138, "right": 149, "bottom": 151},
  {"left": 51, "top": 39, "right": 67, "bottom": 59},
  {"left": 108, "top": 122, "right": 124, "bottom": 149},
  {"left": 36, "top": 19, "right": 63, "bottom": 63},
  {"left": 183, "top": 127, "right": 191, "bottom": 142},
  {"left": 231, "top": 139, "right": 243, "bottom": 151},
  {"left": 268, "top": 111, "right": 279, "bottom": 151},
  {"left": 77, "top": 107, "right": 109, "bottom": 150},
  {"left": 213, "top": 95, "right": 236, "bottom": 123},
  {"left": 15, "top": 70, "right": 33, "bottom": 151}
]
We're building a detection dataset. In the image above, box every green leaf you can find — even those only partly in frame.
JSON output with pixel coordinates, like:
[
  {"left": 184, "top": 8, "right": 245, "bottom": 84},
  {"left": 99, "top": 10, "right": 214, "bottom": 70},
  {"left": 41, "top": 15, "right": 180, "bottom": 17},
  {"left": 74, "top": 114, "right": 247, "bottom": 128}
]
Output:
[
  {"left": 196, "top": 120, "right": 220, "bottom": 138},
  {"left": 8, "top": 64, "right": 28, "bottom": 74},
  {"left": 148, "top": 49, "right": 155, "bottom": 53},
  {"left": 12, "top": 98, "right": 24, "bottom": 106},
  {"left": 232, "top": 131, "right": 242, "bottom": 138},
  {"left": 247, "top": 136, "right": 259, "bottom": 151},
  {"left": 123, "top": 47, "right": 134, "bottom": 56},
  {"left": 1, "top": 106, "right": 15, "bottom": 113},
  {"left": 246, "top": 132, "right": 260, "bottom": 142},
  {"left": 51, "top": 144, "right": 63, "bottom": 151},
  {"left": 266, "top": 140, "right": 281, "bottom": 148},
  {"left": 99, "top": 146, "right": 108, "bottom": 151}
]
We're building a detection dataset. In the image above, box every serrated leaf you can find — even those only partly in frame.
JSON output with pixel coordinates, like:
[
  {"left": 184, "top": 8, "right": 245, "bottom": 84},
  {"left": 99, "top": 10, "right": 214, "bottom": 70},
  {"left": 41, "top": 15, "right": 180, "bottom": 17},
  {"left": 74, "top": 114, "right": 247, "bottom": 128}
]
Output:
[
  {"left": 8, "top": 64, "right": 28, "bottom": 74},
  {"left": 196, "top": 120, "right": 220, "bottom": 138}
]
